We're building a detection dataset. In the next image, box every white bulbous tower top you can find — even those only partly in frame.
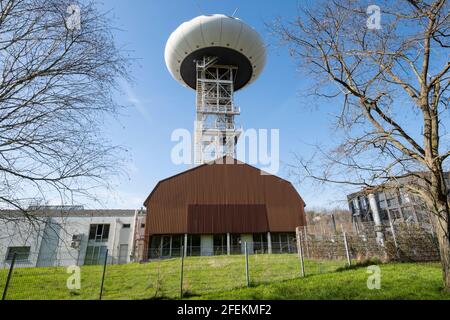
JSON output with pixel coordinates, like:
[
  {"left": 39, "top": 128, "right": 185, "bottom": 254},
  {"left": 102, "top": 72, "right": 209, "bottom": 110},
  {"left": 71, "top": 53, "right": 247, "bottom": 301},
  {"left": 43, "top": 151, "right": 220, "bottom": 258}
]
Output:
[{"left": 165, "top": 14, "right": 266, "bottom": 91}]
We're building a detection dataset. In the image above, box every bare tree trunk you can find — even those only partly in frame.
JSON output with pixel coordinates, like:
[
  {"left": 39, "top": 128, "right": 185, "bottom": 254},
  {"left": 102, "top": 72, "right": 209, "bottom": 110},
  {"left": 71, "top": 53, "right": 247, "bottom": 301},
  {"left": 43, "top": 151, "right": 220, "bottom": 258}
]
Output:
[
  {"left": 271, "top": 0, "right": 450, "bottom": 291},
  {"left": 427, "top": 101, "right": 450, "bottom": 290},
  {"left": 431, "top": 208, "right": 450, "bottom": 291},
  {"left": 430, "top": 170, "right": 450, "bottom": 291}
]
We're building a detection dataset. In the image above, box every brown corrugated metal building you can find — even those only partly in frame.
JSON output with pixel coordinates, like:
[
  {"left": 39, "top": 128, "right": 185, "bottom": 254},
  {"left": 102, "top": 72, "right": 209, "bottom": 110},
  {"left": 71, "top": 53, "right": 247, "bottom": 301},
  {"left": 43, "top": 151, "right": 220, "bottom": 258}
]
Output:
[{"left": 143, "top": 157, "right": 306, "bottom": 258}]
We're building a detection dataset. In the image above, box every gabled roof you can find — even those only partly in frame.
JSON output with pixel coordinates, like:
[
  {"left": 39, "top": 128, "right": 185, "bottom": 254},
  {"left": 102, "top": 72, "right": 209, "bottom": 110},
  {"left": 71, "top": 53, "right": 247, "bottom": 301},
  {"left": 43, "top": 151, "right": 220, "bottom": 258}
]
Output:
[
  {"left": 144, "top": 156, "right": 306, "bottom": 235},
  {"left": 144, "top": 156, "right": 299, "bottom": 206}
]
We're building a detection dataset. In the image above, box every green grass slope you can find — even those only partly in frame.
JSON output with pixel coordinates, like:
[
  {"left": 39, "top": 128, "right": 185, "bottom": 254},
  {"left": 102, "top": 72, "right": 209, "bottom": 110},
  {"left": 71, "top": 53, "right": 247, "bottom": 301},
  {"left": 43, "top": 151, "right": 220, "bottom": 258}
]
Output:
[
  {"left": 196, "top": 263, "right": 450, "bottom": 300},
  {"left": 1, "top": 255, "right": 449, "bottom": 300}
]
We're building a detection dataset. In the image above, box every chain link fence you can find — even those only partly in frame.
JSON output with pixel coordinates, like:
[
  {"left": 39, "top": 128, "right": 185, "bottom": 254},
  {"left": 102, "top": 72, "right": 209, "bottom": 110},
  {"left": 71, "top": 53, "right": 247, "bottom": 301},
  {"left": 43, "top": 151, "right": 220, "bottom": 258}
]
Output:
[
  {"left": 0, "top": 254, "right": 106, "bottom": 300},
  {"left": 0, "top": 244, "right": 348, "bottom": 300},
  {"left": 1, "top": 222, "right": 438, "bottom": 300},
  {"left": 296, "top": 221, "right": 440, "bottom": 271}
]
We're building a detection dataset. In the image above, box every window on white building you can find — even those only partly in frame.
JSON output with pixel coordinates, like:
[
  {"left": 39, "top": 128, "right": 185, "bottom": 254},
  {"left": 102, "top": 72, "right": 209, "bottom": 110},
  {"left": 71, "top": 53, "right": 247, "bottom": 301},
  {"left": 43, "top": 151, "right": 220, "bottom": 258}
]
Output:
[
  {"left": 398, "top": 188, "right": 410, "bottom": 205},
  {"left": 390, "top": 209, "right": 402, "bottom": 221},
  {"left": 353, "top": 198, "right": 360, "bottom": 210},
  {"left": 84, "top": 245, "right": 107, "bottom": 265},
  {"left": 88, "top": 224, "right": 110, "bottom": 242},
  {"left": 6, "top": 246, "right": 31, "bottom": 261}
]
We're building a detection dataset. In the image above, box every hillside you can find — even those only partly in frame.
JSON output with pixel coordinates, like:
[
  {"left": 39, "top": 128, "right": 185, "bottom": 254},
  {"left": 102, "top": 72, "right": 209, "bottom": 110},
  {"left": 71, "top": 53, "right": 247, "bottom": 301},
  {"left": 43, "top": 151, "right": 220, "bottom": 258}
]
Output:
[
  {"left": 197, "top": 262, "right": 450, "bottom": 300},
  {"left": 1, "top": 255, "right": 449, "bottom": 300}
]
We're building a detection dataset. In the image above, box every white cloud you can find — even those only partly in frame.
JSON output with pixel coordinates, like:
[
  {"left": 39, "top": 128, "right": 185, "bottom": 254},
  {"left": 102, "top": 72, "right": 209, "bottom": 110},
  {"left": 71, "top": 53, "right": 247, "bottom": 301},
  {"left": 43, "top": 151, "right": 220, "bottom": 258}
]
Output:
[{"left": 121, "top": 81, "right": 152, "bottom": 123}]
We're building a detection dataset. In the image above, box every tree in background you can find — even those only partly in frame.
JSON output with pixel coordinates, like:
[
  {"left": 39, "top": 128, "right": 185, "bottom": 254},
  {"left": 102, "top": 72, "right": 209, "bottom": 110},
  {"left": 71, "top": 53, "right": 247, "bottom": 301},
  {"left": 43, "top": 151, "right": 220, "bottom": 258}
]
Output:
[
  {"left": 272, "top": 0, "right": 450, "bottom": 290},
  {"left": 0, "top": 0, "right": 129, "bottom": 218},
  {"left": 306, "top": 208, "right": 353, "bottom": 235}
]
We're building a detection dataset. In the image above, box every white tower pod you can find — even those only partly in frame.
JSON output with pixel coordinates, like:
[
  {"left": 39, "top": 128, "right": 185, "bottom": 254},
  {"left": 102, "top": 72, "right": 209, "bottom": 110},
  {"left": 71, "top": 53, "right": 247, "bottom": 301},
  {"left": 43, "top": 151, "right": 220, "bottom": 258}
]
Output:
[{"left": 165, "top": 14, "right": 267, "bottom": 165}]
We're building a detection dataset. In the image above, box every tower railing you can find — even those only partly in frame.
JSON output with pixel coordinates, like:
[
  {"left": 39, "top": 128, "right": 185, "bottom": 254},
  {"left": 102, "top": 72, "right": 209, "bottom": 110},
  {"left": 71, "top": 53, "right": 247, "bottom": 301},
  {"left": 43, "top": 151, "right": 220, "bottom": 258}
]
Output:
[{"left": 194, "top": 56, "right": 241, "bottom": 165}]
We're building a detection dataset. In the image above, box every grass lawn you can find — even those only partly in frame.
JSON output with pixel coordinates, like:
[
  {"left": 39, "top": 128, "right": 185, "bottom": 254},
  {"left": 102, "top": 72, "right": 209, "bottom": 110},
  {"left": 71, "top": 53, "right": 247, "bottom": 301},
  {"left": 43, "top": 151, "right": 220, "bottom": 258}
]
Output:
[
  {"left": 196, "top": 262, "right": 450, "bottom": 300},
  {"left": 1, "top": 254, "right": 449, "bottom": 300},
  {"left": 0, "top": 254, "right": 330, "bottom": 300}
]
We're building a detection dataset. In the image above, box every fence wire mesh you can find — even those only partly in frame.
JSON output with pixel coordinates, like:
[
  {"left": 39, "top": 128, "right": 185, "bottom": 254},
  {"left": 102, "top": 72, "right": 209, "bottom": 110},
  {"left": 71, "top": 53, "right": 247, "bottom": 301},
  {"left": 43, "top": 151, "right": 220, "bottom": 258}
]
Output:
[
  {"left": 0, "top": 257, "right": 105, "bottom": 300},
  {"left": 0, "top": 222, "right": 440, "bottom": 300},
  {"left": 0, "top": 248, "right": 345, "bottom": 300},
  {"left": 296, "top": 221, "right": 440, "bottom": 265}
]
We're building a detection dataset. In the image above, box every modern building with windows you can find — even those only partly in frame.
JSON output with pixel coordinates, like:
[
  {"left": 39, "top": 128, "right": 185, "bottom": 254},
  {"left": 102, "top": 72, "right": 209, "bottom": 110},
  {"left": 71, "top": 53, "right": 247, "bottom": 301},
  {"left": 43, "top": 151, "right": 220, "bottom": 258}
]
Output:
[
  {"left": 347, "top": 172, "right": 450, "bottom": 228},
  {"left": 0, "top": 207, "right": 146, "bottom": 267},
  {"left": 143, "top": 157, "right": 306, "bottom": 259}
]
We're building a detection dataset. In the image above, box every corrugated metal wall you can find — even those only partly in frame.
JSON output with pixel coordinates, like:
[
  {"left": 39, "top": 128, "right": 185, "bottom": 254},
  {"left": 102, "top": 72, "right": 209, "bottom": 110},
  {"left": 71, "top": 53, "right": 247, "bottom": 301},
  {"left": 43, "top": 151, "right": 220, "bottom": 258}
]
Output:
[
  {"left": 187, "top": 204, "right": 269, "bottom": 234},
  {"left": 144, "top": 158, "right": 306, "bottom": 237}
]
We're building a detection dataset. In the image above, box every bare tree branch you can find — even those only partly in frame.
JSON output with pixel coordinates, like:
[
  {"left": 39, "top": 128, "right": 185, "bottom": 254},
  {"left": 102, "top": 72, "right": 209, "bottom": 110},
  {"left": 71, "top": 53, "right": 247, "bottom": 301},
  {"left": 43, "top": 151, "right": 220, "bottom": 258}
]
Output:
[
  {"left": 0, "top": 0, "right": 131, "bottom": 218},
  {"left": 271, "top": 0, "right": 450, "bottom": 290}
]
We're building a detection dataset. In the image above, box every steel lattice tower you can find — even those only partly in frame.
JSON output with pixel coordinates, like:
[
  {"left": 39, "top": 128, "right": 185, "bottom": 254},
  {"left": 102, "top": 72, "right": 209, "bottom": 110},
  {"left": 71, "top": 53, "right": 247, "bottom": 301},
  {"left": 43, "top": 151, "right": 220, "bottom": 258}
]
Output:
[{"left": 165, "top": 14, "right": 266, "bottom": 165}]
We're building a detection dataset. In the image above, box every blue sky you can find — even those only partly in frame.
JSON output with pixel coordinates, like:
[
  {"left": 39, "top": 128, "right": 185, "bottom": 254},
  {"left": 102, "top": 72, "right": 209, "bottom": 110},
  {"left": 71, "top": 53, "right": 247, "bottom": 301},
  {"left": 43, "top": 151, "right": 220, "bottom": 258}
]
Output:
[{"left": 90, "top": 0, "right": 363, "bottom": 210}]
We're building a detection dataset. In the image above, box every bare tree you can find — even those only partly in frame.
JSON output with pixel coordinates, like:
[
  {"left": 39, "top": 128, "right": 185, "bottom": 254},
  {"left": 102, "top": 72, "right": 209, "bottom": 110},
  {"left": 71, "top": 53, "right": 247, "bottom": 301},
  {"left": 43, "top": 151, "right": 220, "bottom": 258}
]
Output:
[
  {"left": 271, "top": 0, "right": 450, "bottom": 290},
  {"left": 0, "top": 0, "right": 129, "bottom": 217},
  {"left": 306, "top": 207, "right": 353, "bottom": 235}
]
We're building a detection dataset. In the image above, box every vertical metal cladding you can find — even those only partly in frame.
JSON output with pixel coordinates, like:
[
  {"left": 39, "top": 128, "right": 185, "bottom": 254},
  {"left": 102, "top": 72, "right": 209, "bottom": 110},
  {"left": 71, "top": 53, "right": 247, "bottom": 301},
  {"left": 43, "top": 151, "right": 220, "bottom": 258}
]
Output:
[
  {"left": 144, "top": 157, "right": 306, "bottom": 236},
  {"left": 187, "top": 204, "right": 269, "bottom": 234}
]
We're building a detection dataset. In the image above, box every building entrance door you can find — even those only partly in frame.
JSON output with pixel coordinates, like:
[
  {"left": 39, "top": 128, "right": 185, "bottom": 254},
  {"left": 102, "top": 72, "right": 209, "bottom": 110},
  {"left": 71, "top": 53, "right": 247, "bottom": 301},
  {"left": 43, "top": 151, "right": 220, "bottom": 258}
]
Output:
[{"left": 118, "top": 244, "right": 128, "bottom": 264}]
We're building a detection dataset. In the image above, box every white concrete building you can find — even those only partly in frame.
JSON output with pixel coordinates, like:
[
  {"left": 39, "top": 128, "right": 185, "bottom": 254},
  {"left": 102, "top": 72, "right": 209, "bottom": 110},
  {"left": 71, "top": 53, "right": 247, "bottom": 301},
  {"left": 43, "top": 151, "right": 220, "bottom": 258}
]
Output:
[{"left": 0, "top": 207, "right": 146, "bottom": 268}]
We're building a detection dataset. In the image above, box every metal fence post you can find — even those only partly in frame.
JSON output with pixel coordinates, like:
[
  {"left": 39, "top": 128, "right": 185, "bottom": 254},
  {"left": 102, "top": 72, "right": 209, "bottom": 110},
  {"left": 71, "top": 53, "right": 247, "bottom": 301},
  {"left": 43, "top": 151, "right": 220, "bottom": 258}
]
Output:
[
  {"left": 99, "top": 249, "right": 108, "bottom": 300},
  {"left": 2, "top": 253, "right": 16, "bottom": 301},
  {"left": 387, "top": 210, "right": 400, "bottom": 259},
  {"left": 244, "top": 242, "right": 249, "bottom": 287},
  {"left": 180, "top": 245, "right": 185, "bottom": 299},
  {"left": 303, "top": 228, "right": 310, "bottom": 258},
  {"left": 343, "top": 232, "right": 351, "bottom": 266},
  {"left": 296, "top": 227, "right": 305, "bottom": 277},
  {"left": 331, "top": 214, "right": 337, "bottom": 233}
]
